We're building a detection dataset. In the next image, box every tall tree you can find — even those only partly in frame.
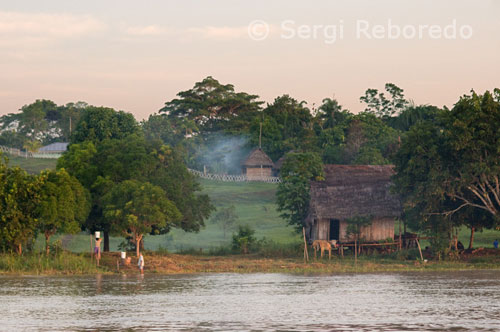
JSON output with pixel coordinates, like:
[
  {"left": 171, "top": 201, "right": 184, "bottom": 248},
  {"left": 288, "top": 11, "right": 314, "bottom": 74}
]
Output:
[
  {"left": 160, "top": 76, "right": 263, "bottom": 135},
  {"left": 58, "top": 135, "right": 214, "bottom": 250},
  {"left": 393, "top": 90, "right": 500, "bottom": 248},
  {"left": 360, "top": 83, "right": 409, "bottom": 118},
  {"left": 71, "top": 106, "right": 139, "bottom": 144},
  {"left": 103, "top": 180, "right": 181, "bottom": 257},
  {"left": 36, "top": 169, "right": 90, "bottom": 254},
  {"left": 0, "top": 155, "right": 42, "bottom": 254},
  {"left": 276, "top": 152, "right": 324, "bottom": 231}
]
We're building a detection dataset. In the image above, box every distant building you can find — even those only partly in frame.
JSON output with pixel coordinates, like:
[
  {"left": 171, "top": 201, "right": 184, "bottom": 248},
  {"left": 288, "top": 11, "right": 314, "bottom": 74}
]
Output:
[
  {"left": 241, "top": 148, "right": 275, "bottom": 179},
  {"left": 38, "top": 142, "right": 69, "bottom": 154},
  {"left": 306, "top": 165, "right": 401, "bottom": 243}
]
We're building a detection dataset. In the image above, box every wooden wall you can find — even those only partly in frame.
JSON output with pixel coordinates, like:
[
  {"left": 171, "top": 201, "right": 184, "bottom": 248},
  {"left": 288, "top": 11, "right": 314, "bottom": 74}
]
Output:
[
  {"left": 244, "top": 167, "right": 273, "bottom": 178},
  {"left": 314, "top": 218, "right": 394, "bottom": 243}
]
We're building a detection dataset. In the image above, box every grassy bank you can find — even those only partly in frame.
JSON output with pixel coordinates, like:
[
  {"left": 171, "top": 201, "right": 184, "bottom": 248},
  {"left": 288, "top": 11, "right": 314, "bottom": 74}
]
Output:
[
  {"left": 0, "top": 252, "right": 103, "bottom": 275},
  {"left": 3, "top": 249, "right": 499, "bottom": 275}
]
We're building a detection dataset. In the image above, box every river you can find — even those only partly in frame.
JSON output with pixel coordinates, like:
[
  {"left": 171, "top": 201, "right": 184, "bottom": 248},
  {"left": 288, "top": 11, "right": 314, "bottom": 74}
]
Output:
[{"left": 1, "top": 271, "right": 499, "bottom": 331}]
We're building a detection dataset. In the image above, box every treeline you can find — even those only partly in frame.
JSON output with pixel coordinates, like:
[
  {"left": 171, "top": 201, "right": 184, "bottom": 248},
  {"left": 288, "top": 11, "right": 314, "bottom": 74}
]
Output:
[
  {"left": 1, "top": 77, "right": 499, "bottom": 254},
  {"left": 1, "top": 106, "right": 214, "bottom": 255}
]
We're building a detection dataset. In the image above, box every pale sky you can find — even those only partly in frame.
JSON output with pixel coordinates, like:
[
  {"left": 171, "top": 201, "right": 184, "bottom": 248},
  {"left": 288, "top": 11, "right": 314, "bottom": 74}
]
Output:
[{"left": 1, "top": 0, "right": 499, "bottom": 120}]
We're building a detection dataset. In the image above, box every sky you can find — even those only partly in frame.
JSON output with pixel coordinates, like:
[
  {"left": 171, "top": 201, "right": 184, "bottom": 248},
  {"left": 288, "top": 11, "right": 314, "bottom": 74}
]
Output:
[{"left": 0, "top": 0, "right": 499, "bottom": 120}]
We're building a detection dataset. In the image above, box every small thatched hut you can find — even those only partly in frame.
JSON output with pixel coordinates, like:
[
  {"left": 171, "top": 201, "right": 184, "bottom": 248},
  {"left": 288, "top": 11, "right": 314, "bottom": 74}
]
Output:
[
  {"left": 306, "top": 165, "right": 401, "bottom": 243},
  {"left": 241, "top": 148, "right": 274, "bottom": 178}
]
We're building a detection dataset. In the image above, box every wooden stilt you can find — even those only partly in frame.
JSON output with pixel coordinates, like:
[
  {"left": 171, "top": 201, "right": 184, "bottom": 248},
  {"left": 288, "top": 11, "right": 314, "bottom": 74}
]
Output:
[
  {"left": 416, "top": 238, "right": 424, "bottom": 261},
  {"left": 302, "top": 227, "right": 309, "bottom": 263}
]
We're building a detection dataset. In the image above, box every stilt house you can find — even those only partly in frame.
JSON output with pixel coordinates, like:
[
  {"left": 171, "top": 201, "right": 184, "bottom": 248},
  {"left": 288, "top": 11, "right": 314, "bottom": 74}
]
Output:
[{"left": 306, "top": 165, "right": 401, "bottom": 243}]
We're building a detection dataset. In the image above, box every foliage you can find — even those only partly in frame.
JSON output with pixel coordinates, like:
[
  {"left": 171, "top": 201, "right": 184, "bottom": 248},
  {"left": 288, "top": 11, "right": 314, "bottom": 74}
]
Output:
[
  {"left": 160, "top": 76, "right": 263, "bottom": 135},
  {"left": 360, "top": 83, "right": 409, "bottom": 118},
  {"left": 210, "top": 205, "right": 238, "bottom": 238},
  {"left": 393, "top": 90, "right": 500, "bottom": 248},
  {"left": 58, "top": 133, "right": 214, "bottom": 250},
  {"left": 0, "top": 155, "right": 43, "bottom": 254},
  {"left": 70, "top": 106, "right": 139, "bottom": 144},
  {"left": 232, "top": 224, "right": 257, "bottom": 254},
  {"left": 276, "top": 152, "right": 324, "bottom": 231},
  {"left": 103, "top": 180, "right": 182, "bottom": 256},
  {"left": 36, "top": 169, "right": 90, "bottom": 254},
  {"left": 0, "top": 99, "right": 88, "bottom": 147},
  {"left": 250, "top": 95, "right": 315, "bottom": 160}
]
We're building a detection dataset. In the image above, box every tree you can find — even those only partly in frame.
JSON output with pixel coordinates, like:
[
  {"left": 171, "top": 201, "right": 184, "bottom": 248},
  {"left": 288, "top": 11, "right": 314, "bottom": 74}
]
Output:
[
  {"left": 276, "top": 152, "right": 324, "bottom": 232},
  {"left": 232, "top": 224, "right": 256, "bottom": 254},
  {"left": 0, "top": 154, "right": 42, "bottom": 254},
  {"left": 360, "top": 83, "right": 409, "bottom": 118},
  {"left": 251, "top": 95, "right": 315, "bottom": 160},
  {"left": 23, "top": 140, "right": 42, "bottom": 154},
  {"left": 103, "top": 180, "right": 181, "bottom": 257},
  {"left": 18, "top": 100, "right": 52, "bottom": 139},
  {"left": 160, "top": 76, "right": 262, "bottom": 135},
  {"left": 58, "top": 135, "right": 214, "bottom": 251},
  {"left": 393, "top": 90, "right": 500, "bottom": 248},
  {"left": 36, "top": 169, "right": 90, "bottom": 254},
  {"left": 211, "top": 205, "right": 238, "bottom": 238},
  {"left": 70, "top": 106, "right": 139, "bottom": 144}
]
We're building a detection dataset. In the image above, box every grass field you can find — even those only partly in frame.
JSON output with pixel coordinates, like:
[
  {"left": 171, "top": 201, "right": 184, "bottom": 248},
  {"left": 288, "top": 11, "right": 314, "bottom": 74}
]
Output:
[
  {"left": 34, "top": 179, "right": 300, "bottom": 253},
  {"left": 8, "top": 156, "right": 500, "bottom": 253},
  {"left": 6, "top": 155, "right": 58, "bottom": 174}
]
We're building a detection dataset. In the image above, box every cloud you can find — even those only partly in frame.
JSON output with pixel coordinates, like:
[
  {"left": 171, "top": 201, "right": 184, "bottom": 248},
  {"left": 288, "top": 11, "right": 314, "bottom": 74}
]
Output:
[
  {"left": 123, "top": 24, "right": 252, "bottom": 41},
  {"left": 125, "top": 25, "right": 173, "bottom": 36},
  {"left": 0, "top": 11, "right": 105, "bottom": 46},
  {"left": 187, "top": 26, "right": 249, "bottom": 40}
]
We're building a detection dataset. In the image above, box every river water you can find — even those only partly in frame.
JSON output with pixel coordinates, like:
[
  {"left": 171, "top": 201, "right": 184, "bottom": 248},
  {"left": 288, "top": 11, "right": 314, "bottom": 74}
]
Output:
[{"left": 1, "top": 271, "right": 499, "bottom": 331}]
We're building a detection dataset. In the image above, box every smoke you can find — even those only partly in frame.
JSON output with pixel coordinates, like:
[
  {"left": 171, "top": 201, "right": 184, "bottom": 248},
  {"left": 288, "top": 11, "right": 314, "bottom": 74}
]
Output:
[{"left": 195, "top": 134, "right": 250, "bottom": 175}]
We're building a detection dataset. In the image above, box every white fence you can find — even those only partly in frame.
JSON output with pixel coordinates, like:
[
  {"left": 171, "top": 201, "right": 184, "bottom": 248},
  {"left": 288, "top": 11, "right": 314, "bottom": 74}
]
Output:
[
  {"left": 188, "top": 168, "right": 281, "bottom": 183},
  {"left": 1, "top": 145, "right": 61, "bottom": 159}
]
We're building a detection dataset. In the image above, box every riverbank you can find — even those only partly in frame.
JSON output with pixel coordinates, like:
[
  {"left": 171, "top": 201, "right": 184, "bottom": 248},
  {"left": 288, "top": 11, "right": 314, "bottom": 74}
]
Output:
[{"left": 2, "top": 250, "right": 500, "bottom": 275}]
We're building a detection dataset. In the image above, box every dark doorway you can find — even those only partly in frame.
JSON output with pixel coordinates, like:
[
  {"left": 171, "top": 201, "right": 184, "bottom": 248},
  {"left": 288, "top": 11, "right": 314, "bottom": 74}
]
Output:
[{"left": 329, "top": 219, "right": 340, "bottom": 241}]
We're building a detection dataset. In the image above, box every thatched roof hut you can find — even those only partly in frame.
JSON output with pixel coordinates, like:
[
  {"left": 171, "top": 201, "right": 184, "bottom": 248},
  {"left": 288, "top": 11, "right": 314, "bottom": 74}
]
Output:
[
  {"left": 306, "top": 165, "right": 401, "bottom": 243},
  {"left": 241, "top": 148, "right": 274, "bottom": 178},
  {"left": 242, "top": 148, "right": 274, "bottom": 168}
]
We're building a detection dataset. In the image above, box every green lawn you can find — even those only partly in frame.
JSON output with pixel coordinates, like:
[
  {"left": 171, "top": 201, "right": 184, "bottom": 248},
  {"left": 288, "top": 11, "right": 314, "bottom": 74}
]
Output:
[
  {"left": 35, "top": 179, "right": 300, "bottom": 253},
  {"left": 6, "top": 155, "right": 58, "bottom": 174}
]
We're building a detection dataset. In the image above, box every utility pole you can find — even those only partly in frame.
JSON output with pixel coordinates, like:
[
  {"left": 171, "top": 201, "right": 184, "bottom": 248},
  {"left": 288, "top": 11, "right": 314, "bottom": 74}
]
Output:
[{"left": 259, "top": 122, "right": 262, "bottom": 149}]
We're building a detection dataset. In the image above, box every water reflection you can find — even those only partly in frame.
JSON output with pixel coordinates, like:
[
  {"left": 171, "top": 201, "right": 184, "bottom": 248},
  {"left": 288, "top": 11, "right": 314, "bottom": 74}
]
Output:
[{"left": 0, "top": 271, "right": 499, "bottom": 331}]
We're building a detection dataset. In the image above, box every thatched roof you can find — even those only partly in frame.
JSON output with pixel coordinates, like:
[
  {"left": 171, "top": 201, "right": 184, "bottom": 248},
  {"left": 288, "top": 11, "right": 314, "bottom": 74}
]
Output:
[
  {"left": 308, "top": 165, "right": 401, "bottom": 221},
  {"left": 242, "top": 148, "right": 274, "bottom": 167}
]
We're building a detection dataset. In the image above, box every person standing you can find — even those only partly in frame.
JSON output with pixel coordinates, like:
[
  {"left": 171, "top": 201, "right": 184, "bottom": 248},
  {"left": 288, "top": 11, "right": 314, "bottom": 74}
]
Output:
[
  {"left": 94, "top": 235, "right": 102, "bottom": 266},
  {"left": 494, "top": 239, "right": 499, "bottom": 249},
  {"left": 138, "top": 254, "right": 144, "bottom": 274}
]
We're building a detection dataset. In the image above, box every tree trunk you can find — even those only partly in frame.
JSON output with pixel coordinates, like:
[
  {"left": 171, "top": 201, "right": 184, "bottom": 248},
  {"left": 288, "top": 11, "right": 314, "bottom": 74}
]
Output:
[
  {"left": 354, "top": 237, "right": 357, "bottom": 264},
  {"left": 468, "top": 226, "right": 475, "bottom": 249},
  {"left": 104, "top": 231, "right": 110, "bottom": 252},
  {"left": 45, "top": 233, "right": 51, "bottom": 255},
  {"left": 17, "top": 243, "right": 22, "bottom": 255},
  {"left": 136, "top": 234, "right": 143, "bottom": 257}
]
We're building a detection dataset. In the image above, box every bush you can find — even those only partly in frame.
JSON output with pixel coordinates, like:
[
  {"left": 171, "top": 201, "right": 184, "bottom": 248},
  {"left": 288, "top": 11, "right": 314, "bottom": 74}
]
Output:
[{"left": 232, "top": 225, "right": 256, "bottom": 254}]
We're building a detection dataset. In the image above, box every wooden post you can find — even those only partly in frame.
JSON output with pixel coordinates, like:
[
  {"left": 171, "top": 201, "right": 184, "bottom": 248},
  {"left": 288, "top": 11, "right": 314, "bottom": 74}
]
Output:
[
  {"left": 354, "top": 238, "right": 357, "bottom": 265},
  {"left": 416, "top": 238, "right": 424, "bottom": 261},
  {"left": 259, "top": 122, "right": 262, "bottom": 149},
  {"left": 302, "top": 227, "right": 309, "bottom": 263},
  {"left": 398, "top": 219, "right": 402, "bottom": 250},
  {"left": 340, "top": 245, "right": 344, "bottom": 258},
  {"left": 90, "top": 235, "right": 93, "bottom": 262}
]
